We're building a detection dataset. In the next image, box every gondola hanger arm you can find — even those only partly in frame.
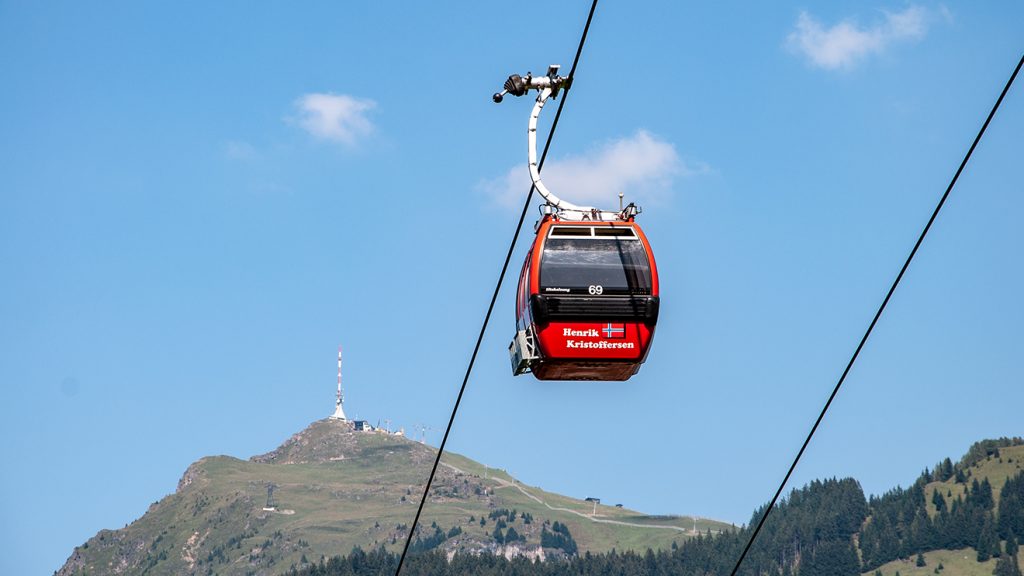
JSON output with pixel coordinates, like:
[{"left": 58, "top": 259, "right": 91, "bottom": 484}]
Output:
[{"left": 494, "top": 65, "right": 633, "bottom": 222}]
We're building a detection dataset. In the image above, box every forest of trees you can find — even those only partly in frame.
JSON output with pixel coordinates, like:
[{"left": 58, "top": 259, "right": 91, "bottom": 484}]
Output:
[
  {"left": 860, "top": 438, "right": 1024, "bottom": 571},
  {"left": 285, "top": 439, "right": 1024, "bottom": 576}
]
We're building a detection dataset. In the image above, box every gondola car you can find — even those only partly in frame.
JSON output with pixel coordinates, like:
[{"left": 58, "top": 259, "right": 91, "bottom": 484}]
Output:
[
  {"left": 497, "top": 66, "right": 660, "bottom": 380},
  {"left": 510, "top": 214, "right": 659, "bottom": 380}
]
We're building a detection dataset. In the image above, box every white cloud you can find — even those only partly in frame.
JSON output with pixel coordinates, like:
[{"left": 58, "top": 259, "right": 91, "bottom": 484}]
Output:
[
  {"left": 479, "top": 130, "right": 704, "bottom": 210},
  {"left": 293, "top": 93, "right": 377, "bottom": 145},
  {"left": 786, "top": 6, "right": 930, "bottom": 70}
]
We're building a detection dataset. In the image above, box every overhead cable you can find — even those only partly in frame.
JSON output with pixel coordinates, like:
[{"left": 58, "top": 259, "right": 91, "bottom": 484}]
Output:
[
  {"left": 729, "top": 52, "right": 1024, "bottom": 576},
  {"left": 392, "top": 2, "right": 601, "bottom": 574}
]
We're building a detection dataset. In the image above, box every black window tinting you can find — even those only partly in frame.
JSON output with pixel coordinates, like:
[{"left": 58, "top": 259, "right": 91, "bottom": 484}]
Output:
[{"left": 540, "top": 238, "right": 651, "bottom": 295}]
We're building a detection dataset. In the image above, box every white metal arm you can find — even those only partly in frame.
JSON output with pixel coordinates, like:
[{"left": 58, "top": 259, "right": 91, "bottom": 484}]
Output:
[
  {"left": 496, "top": 67, "right": 632, "bottom": 222},
  {"left": 527, "top": 86, "right": 591, "bottom": 214}
]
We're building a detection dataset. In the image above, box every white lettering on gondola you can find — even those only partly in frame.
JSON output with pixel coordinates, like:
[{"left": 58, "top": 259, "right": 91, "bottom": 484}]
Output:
[
  {"left": 564, "top": 340, "right": 636, "bottom": 349},
  {"left": 563, "top": 328, "right": 600, "bottom": 337}
]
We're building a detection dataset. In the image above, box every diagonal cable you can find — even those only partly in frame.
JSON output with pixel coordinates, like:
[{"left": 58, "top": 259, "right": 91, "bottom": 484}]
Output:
[
  {"left": 729, "top": 51, "right": 1024, "bottom": 576},
  {"left": 392, "top": 2, "right": 600, "bottom": 574}
]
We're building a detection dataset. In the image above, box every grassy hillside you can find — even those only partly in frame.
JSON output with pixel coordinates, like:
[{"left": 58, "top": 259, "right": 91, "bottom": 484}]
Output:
[
  {"left": 267, "top": 436, "right": 1024, "bottom": 576},
  {"left": 925, "top": 444, "right": 1024, "bottom": 517},
  {"left": 58, "top": 419, "right": 731, "bottom": 576},
  {"left": 864, "top": 548, "right": 1011, "bottom": 576}
]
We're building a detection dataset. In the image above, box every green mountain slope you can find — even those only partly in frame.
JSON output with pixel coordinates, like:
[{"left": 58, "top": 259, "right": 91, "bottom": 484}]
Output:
[
  {"left": 862, "top": 441, "right": 1024, "bottom": 576},
  {"left": 58, "top": 419, "right": 732, "bottom": 576},
  {"left": 274, "top": 437, "right": 1024, "bottom": 576}
]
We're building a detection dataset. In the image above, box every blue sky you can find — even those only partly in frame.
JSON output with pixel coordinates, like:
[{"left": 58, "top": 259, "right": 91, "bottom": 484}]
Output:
[{"left": 2, "top": 2, "right": 1022, "bottom": 574}]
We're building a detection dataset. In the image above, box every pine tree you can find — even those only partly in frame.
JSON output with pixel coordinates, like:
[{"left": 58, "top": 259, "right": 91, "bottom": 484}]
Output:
[
  {"left": 940, "top": 457, "right": 954, "bottom": 481},
  {"left": 980, "top": 478, "right": 995, "bottom": 510},
  {"left": 999, "top": 472, "right": 1024, "bottom": 539},
  {"left": 994, "top": 555, "right": 1023, "bottom": 576},
  {"left": 978, "top": 515, "right": 998, "bottom": 562},
  {"left": 933, "top": 489, "right": 948, "bottom": 513}
]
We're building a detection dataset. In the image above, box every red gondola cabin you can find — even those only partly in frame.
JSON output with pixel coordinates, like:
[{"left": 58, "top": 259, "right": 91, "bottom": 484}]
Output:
[{"left": 509, "top": 215, "right": 659, "bottom": 381}]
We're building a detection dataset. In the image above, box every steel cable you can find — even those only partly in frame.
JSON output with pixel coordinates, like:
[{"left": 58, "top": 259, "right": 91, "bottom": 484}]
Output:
[
  {"left": 393, "top": 1, "right": 600, "bottom": 573},
  {"left": 728, "top": 52, "right": 1024, "bottom": 576}
]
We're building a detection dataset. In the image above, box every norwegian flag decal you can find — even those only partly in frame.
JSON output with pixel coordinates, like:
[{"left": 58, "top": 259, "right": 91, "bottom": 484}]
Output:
[{"left": 602, "top": 323, "right": 626, "bottom": 338}]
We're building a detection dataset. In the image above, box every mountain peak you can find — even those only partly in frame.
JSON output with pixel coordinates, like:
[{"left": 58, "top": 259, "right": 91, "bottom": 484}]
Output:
[
  {"left": 250, "top": 419, "right": 432, "bottom": 466},
  {"left": 250, "top": 418, "right": 359, "bottom": 464},
  {"left": 60, "top": 418, "right": 724, "bottom": 576}
]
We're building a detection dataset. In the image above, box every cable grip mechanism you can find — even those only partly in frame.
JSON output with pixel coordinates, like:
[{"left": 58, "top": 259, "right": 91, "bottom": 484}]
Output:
[{"left": 493, "top": 65, "right": 570, "bottom": 103}]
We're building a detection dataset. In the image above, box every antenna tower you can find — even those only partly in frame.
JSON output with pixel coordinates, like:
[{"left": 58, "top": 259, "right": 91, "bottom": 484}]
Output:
[{"left": 330, "top": 345, "right": 347, "bottom": 421}]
